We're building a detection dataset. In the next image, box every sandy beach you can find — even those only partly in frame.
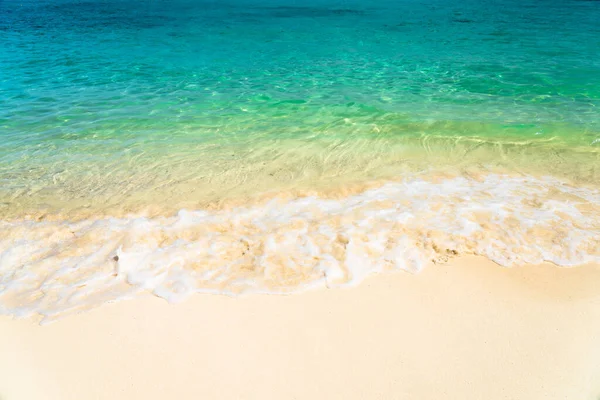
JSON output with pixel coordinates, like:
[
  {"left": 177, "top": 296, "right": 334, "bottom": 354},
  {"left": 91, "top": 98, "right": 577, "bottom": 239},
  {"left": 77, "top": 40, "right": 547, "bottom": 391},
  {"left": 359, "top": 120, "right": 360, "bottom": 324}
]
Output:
[{"left": 1, "top": 256, "right": 599, "bottom": 400}]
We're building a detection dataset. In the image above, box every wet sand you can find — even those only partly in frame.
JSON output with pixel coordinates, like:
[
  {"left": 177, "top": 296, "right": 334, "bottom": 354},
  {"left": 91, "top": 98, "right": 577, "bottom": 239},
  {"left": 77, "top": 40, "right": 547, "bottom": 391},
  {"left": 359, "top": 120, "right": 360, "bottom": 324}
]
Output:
[{"left": 1, "top": 256, "right": 600, "bottom": 400}]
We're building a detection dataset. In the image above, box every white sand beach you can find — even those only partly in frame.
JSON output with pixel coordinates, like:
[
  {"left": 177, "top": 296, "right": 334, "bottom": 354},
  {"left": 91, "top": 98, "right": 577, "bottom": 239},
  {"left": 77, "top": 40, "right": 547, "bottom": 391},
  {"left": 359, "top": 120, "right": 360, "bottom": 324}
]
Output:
[{"left": 1, "top": 256, "right": 599, "bottom": 400}]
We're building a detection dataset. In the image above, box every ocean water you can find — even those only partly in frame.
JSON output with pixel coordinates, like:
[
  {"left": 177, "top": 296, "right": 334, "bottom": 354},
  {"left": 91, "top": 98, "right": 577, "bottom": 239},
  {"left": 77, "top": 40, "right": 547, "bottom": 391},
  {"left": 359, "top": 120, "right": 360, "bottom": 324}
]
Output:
[{"left": 1, "top": 0, "right": 599, "bottom": 321}]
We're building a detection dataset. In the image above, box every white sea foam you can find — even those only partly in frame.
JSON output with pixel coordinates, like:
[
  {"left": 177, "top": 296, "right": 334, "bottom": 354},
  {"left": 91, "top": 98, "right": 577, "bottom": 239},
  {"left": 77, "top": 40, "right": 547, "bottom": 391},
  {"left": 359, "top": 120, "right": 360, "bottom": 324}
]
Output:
[{"left": 1, "top": 174, "right": 599, "bottom": 323}]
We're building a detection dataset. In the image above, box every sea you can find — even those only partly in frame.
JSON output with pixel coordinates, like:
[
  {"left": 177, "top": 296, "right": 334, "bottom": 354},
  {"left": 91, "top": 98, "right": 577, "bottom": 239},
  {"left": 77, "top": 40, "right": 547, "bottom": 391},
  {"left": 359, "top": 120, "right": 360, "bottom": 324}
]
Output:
[{"left": 1, "top": 0, "right": 599, "bottom": 322}]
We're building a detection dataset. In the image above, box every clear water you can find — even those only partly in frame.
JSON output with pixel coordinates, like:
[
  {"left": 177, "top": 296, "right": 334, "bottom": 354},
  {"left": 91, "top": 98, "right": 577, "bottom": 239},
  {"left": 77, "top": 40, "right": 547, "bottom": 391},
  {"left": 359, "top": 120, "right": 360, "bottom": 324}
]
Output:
[
  {"left": 2, "top": 0, "right": 600, "bottom": 217},
  {"left": 1, "top": 0, "right": 600, "bottom": 320}
]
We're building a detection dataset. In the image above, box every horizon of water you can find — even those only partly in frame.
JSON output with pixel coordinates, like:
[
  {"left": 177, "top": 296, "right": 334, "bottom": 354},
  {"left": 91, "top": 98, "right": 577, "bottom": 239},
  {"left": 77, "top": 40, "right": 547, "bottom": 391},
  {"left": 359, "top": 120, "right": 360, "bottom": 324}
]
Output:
[{"left": 1, "top": 0, "right": 600, "bottom": 321}]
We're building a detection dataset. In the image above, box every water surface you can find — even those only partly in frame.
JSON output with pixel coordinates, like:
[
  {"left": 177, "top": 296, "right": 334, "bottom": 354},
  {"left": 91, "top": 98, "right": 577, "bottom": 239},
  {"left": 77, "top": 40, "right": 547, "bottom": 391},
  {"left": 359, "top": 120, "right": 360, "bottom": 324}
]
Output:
[
  {"left": 1, "top": 0, "right": 600, "bottom": 321},
  {"left": 2, "top": 0, "right": 599, "bottom": 216}
]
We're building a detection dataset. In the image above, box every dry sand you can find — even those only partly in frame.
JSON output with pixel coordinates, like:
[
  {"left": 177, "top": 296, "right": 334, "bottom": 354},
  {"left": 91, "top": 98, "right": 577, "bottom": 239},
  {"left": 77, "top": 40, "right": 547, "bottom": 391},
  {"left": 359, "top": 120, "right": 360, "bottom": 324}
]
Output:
[{"left": 1, "top": 256, "right": 600, "bottom": 400}]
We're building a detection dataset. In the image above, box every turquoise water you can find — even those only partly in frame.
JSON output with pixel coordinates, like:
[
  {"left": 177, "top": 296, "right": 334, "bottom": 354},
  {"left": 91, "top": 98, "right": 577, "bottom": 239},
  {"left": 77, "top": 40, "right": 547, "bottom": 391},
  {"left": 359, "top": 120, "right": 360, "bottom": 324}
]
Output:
[
  {"left": 2, "top": 0, "right": 600, "bottom": 216},
  {"left": 1, "top": 0, "right": 600, "bottom": 320}
]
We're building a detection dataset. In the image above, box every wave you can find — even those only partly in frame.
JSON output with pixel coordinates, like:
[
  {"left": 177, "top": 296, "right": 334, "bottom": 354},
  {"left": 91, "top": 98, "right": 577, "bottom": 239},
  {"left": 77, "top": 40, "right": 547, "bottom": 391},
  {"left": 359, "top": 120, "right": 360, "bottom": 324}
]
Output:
[{"left": 1, "top": 174, "right": 599, "bottom": 323}]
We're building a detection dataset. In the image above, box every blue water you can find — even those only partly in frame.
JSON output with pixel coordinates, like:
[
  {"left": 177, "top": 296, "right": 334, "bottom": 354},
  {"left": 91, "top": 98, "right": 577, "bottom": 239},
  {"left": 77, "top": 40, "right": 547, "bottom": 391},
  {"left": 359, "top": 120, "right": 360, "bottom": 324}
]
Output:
[
  {"left": 1, "top": 0, "right": 600, "bottom": 320},
  {"left": 1, "top": 0, "right": 600, "bottom": 216}
]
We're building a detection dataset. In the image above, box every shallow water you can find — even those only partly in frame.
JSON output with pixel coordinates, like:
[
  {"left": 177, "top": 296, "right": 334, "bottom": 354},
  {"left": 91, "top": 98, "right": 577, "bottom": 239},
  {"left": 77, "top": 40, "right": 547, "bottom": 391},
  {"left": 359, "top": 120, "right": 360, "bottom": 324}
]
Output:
[
  {"left": 2, "top": 0, "right": 600, "bottom": 216},
  {"left": 1, "top": 0, "right": 600, "bottom": 320}
]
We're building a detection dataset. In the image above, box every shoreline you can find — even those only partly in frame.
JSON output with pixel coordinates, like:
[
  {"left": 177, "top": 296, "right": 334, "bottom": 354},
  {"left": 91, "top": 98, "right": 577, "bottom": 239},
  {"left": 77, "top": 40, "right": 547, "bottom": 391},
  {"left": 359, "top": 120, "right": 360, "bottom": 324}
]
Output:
[
  {"left": 2, "top": 172, "right": 599, "bottom": 322},
  {"left": 2, "top": 256, "right": 600, "bottom": 400}
]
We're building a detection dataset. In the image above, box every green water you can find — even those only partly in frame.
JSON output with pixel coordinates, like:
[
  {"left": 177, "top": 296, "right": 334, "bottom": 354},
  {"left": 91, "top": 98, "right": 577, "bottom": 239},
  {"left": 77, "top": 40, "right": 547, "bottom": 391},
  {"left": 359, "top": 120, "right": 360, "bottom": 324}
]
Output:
[{"left": 1, "top": 0, "right": 600, "bottom": 217}]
